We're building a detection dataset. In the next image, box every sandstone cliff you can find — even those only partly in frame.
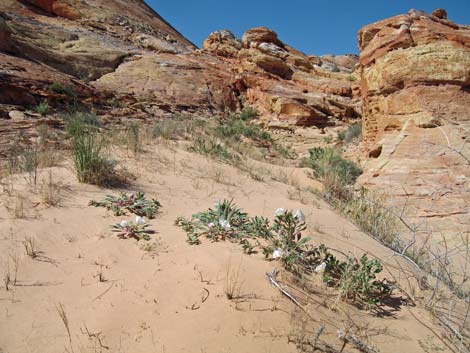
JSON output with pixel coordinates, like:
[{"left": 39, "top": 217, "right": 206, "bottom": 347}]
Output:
[
  {"left": 358, "top": 9, "right": 470, "bottom": 239},
  {"left": 0, "top": 0, "right": 359, "bottom": 130}
]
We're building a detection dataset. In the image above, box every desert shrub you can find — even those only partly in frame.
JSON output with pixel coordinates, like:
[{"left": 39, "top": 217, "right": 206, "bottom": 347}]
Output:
[
  {"left": 238, "top": 106, "right": 258, "bottom": 121},
  {"left": 40, "top": 170, "right": 62, "bottom": 206},
  {"left": 345, "top": 122, "right": 362, "bottom": 142},
  {"left": 89, "top": 192, "right": 162, "bottom": 218},
  {"left": 190, "top": 138, "right": 239, "bottom": 163},
  {"left": 311, "top": 164, "right": 400, "bottom": 250},
  {"left": 273, "top": 144, "right": 295, "bottom": 159},
  {"left": 49, "top": 82, "right": 74, "bottom": 96},
  {"left": 302, "top": 147, "right": 362, "bottom": 185},
  {"left": 110, "top": 97, "right": 127, "bottom": 108},
  {"left": 337, "top": 131, "right": 346, "bottom": 142},
  {"left": 153, "top": 120, "right": 188, "bottom": 140},
  {"left": 323, "top": 254, "right": 393, "bottom": 307},
  {"left": 338, "top": 122, "right": 362, "bottom": 143},
  {"left": 36, "top": 102, "right": 50, "bottom": 116},
  {"left": 216, "top": 115, "right": 271, "bottom": 142}
]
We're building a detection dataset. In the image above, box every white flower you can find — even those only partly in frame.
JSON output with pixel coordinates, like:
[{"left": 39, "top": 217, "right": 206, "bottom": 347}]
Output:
[
  {"left": 120, "top": 220, "right": 129, "bottom": 228},
  {"left": 272, "top": 249, "right": 283, "bottom": 259},
  {"left": 315, "top": 262, "right": 327, "bottom": 273},
  {"left": 208, "top": 222, "right": 215, "bottom": 228},
  {"left": 135, "top": 216, "right": 146, "bottom": 225},
  {"left": 219, "top": 219, "right": 231, "bottom": 230},
  {"left": 275, "top": 208, "right": 286, "bottom": 217},
  {"left": 294, "top": 209, "right": 306, "bottom": 223}
]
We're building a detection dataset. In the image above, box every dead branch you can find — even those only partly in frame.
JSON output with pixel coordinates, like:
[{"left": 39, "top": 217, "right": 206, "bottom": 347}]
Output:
[
  {"left": 266, "top": 269, "right": 304, "bottom": 310},
  {"left": 81, "top": 323, "right": 110, "bottom": 350},
  {"left": 337, "top": 330, "right": 379, "bottom": 353}
]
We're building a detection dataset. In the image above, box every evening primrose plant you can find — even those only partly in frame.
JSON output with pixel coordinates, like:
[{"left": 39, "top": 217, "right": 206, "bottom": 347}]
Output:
[
  {"left": 89, "top": 192, "right": 162, "bottom": 218},
  {"left": 175, "top": 199, "right": 265, "bottom": 253},
  {"left": 113, "top": 216, "right": 151, "bottom": 241},
  {"left": 176, "top": 199, "right": 394, "bottom": 307}
]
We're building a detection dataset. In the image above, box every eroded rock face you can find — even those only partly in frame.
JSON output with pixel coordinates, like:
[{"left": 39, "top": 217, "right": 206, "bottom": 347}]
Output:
[
  {"left": 95, "top": 53, "right": 237, "bottom": 111},
  {"left": 95, "top": 21, "right": 360, "bottom": 127},
  {"left": 1, "top": 12, "right": 130, "bottom": 80},
  {"left": 358, "top": 9, "right": 470, "bottom": 237},
  {"left": 0, "top": 0, "right": 360, "bottom": 131}
]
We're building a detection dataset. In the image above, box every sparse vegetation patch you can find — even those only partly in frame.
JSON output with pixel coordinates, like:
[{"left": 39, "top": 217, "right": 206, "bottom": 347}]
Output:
[
  {"left": 49, "top": 82, "right": 75, "bottom": 97},
  {"left": 36, "top": 102, "right": 50, "bottom": 116},
  {"left": 176, "top": 199, "right": 393, "bottom": 307},
  {"left": 89, "top": 192, "right": 162, "bottom": 218}
]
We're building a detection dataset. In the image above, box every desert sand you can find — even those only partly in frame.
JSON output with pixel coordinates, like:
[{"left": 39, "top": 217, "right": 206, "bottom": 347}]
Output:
[{"left": 0, "top": 140, "right": 447, "bottom": 353}]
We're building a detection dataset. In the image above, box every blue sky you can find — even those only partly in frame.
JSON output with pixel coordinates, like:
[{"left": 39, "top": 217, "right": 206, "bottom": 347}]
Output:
[{"left": 148, "top": 0, "right": 470, "bottom": 55}]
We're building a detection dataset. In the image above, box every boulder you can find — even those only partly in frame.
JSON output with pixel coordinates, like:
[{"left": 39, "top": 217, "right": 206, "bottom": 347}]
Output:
[
  {"left": 286, "top": 55, "right": 313, "bottom": 72},
  {"left": 203, "top": 30, "right": 242, "bottom": 58},
  {"left": 135, "top": 34, "right": 182, "bottom": 54},
  {"left": 320, "top": 61, "right": 340, "bottom": 72},
  {"left": 242, "top": 27, "right": 284, "bottom": 48},
  {"left": 8, "top": 110, "right": 26, "bottom": 121},
  {"left": 308, "top": 55, "right": 322, "bottom": 66},
  {"left": 432, "top": 8, "right": 448, "bottom": 19},
  {"left": 320, "top": 54, "right": 359, "bottom": 72},
  {"left": 257, "top": 42, "right": 288, "bottom": 59},
  {"left": 243, "top": 51, "right": 293, "bottom": 79},
  {"left": 272, "top": 98, "right": 328, "bottom": 126}
]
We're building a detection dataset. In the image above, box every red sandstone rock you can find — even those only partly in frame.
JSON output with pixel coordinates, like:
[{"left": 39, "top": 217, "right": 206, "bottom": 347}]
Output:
[
  {"left": 358, "top": 9, "right": 470, "bottom": 236},
  {"left": 432, "top": 8, "right": 447, "bottom": 19},
  {"left": 203, "top": 30, "right": 242, "bottom": 58}
]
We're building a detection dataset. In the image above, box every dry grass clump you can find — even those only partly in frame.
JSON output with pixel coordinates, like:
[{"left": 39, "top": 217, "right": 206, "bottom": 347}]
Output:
[
  {"left": 2, "top": 124, "right": 63, "bottom": 185},
  {"left": 40, "top": 170, "right": 65, "bottom": 206},
  {"left": 224, "top": 259, "right": 244, "bottom": 300},
  {"left": 67, "top": 114, "right": 131, "bottom": 187}
]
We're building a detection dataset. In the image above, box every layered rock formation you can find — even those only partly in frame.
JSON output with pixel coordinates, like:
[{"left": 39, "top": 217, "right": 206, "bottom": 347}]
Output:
[
  {"left": 200, "top": 27, "right": 359, "bottom": 127},
  {"left": 358, "top": 9, "right": 470, "bottom": 239},
  {"left": 0, "top": 1, "right": 359, "bottom": 129},
  {"left": 0, "top": 0, "right": 195, "bottom": 110}
]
